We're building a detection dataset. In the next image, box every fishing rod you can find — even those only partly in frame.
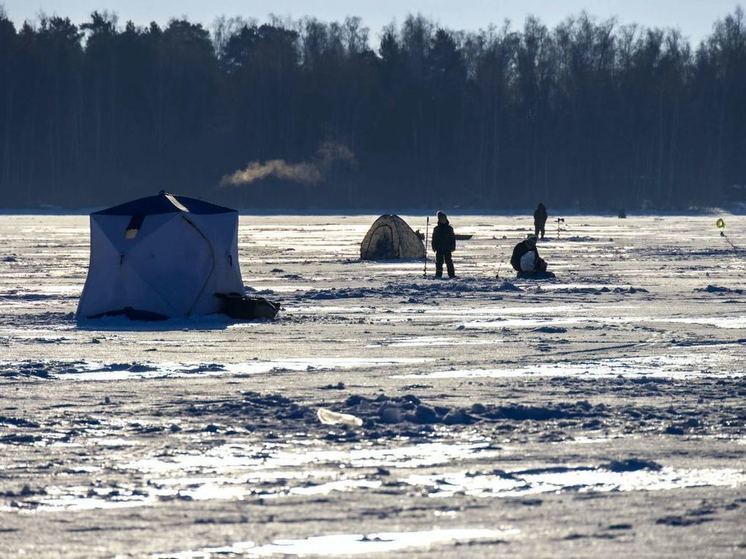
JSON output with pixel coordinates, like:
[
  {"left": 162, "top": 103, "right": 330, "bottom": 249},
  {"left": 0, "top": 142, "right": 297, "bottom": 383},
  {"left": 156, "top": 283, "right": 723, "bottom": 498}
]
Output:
[{"left": 423, "top": 216, "right": 430, "bottom": 277}]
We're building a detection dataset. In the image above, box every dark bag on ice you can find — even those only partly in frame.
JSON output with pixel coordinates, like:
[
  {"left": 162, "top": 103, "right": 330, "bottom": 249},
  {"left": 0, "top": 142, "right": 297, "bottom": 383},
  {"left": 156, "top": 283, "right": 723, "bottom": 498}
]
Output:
[{"left": 215, "top": 293, "right": 280, "bottom": 320}]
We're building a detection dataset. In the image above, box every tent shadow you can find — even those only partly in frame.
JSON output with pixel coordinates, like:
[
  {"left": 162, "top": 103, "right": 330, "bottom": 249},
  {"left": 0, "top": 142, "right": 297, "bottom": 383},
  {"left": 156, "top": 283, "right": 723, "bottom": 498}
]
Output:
[
  {"left": 75, "top": 315, "right": 249, "bottom": 332},
  {"left": 363, "top": 258, "right": 426, "bottom": 263}
]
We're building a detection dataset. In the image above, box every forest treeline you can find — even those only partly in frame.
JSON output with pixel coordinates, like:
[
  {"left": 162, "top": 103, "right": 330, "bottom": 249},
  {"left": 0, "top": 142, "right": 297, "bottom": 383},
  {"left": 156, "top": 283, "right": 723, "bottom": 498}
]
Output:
[{"left": 0, "top": 6, "right": 745, "bottom": 210}]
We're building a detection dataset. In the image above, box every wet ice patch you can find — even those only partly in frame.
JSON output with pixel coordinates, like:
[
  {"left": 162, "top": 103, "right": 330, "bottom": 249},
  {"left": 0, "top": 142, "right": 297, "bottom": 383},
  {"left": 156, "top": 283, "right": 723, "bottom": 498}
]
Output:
[
  {"left": 459, "top": 314, "right": 660, "bottom": 330},
  {"left": 154, "top": 527, "right": 515, "bottom": 558},
  {"left": 17, "top": 441, "right": 501, "bottom": 512},
  {"left": 30, "top": 486, "right": 156, "bottom": 511},
  {"left": 0, "top": 357, "right": 430, "bottom": 381},
  {"left": 127, "top": 441, "right": 500, "bottom": 476},
  {"left": 404, "top": 465, "right": 746, "bottom": 498},
  {"left": 367, "top": 335, "right": 502, "bottom": 348},
  {"left": 460, "top": 312, "right": 746, "bottom": 330},
  {"left": 397, "top": 352, "right": 740, "bottom": 380},
  {"left": 409, "top": 304, "right": 591, "bottom": 316},
  {"left": 663, "top": 316, "right": 746, "bottom": 329}
]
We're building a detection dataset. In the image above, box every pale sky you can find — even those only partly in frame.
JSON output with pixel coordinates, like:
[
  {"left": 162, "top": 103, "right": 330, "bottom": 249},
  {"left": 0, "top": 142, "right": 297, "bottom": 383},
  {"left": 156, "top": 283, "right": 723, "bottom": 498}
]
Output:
[{"left": 1, "top": 0, "right": 741, "bottom": 45}]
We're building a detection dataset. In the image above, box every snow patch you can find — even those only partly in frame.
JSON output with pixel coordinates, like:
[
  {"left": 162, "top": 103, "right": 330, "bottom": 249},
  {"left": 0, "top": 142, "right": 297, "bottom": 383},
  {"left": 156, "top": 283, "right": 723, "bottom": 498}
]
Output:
[{"left": 153, "top": 528, "right": 515, "bottom": 558}]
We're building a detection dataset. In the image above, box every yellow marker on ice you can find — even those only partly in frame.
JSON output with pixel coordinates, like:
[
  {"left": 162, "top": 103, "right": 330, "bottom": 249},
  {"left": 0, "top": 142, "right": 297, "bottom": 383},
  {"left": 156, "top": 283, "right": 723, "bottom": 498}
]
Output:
[{"left": 716, "top": 217, "right": 737, "bottom": 251}]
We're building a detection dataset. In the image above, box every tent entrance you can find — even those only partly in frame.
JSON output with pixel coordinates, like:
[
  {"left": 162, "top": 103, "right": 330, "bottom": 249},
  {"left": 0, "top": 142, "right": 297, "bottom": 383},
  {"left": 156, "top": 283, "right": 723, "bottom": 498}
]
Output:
[{"left": 368, "top": 225, "right": 397, "bottom": 259}]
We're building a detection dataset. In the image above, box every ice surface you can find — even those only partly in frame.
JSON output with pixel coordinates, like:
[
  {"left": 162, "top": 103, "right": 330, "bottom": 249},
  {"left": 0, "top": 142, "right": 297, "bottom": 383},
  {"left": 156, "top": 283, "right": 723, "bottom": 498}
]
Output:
[{"left": 0, "top": 214, "right": 744, "bottom": 558}]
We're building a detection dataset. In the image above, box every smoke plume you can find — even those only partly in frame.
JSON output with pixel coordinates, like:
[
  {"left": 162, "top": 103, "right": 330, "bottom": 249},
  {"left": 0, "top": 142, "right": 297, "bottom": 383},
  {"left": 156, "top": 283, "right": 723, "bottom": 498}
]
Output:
[{"left": 220, "top": 142, "right": 355, "bottom": 187}]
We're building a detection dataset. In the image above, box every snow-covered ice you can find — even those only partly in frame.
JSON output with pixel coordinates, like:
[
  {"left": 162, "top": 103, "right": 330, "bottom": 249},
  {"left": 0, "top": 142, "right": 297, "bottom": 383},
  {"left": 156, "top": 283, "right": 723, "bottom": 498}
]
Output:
[{"left": 0, "top": 214, "right": 744, "bottom": 558}]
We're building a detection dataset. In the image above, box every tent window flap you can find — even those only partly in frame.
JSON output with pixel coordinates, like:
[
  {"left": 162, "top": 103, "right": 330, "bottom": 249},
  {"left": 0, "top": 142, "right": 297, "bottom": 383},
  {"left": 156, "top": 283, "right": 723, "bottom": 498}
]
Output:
[{"left": 125, "top": 214, "right": 145, "bottom": 239}]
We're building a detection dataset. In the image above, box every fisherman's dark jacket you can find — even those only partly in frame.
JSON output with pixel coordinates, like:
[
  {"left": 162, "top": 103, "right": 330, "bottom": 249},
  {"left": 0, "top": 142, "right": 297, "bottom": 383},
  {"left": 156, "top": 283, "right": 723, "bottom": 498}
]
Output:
[
  {"left": 431, "top": 223, "right": 456, "bottom": 253},
  {"left": 511, "top": 240, "right": 540, "bottom": 271},
  {"left": 534, "top": 205, "right": 548, "bottom": 225}
]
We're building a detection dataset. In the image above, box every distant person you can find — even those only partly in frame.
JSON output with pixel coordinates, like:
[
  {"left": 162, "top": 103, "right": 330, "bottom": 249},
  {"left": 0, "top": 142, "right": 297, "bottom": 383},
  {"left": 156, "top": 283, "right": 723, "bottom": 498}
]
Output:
[
  {"left": 534, "top": 203, "right": 548, "bottom": 239},
  {"left": 510, "top": 235, "right": 554, "bottom": 278},
  {"left": 431, "top": 211, "right": 456, "bottom": 278}
]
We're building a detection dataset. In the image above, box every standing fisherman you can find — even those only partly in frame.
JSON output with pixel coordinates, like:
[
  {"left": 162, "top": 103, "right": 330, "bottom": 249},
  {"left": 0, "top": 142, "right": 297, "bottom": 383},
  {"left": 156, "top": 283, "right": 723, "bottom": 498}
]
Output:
[
  {"left": 534, "top": 202, "right": 548, "bottom": 239},
  {"left": 431, "top": 211, "right": 456, "bottom": 279}
]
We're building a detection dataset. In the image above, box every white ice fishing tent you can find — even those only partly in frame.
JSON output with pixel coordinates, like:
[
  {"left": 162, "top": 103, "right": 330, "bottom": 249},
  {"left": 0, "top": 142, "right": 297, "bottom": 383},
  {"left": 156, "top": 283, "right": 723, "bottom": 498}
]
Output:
[
  {"left": 360, "top": 215, "right": 425, "bottom": 260},
  {"left": 77, "top": 192, "right": 245, "bottom": 320}
]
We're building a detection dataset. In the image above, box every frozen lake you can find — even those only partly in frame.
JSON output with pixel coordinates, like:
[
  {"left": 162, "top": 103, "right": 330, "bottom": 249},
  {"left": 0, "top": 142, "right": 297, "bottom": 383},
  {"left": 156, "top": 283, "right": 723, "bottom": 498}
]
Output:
[{"left": 1, "top": 214, "right": 744, "bottom": 558}]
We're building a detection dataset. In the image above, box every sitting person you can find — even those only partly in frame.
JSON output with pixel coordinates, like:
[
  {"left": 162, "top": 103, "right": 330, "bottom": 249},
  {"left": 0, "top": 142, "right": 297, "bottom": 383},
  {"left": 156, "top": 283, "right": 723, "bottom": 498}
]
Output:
[{"left": 510, "top": 235, "right": 554, "bottom": 278}]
